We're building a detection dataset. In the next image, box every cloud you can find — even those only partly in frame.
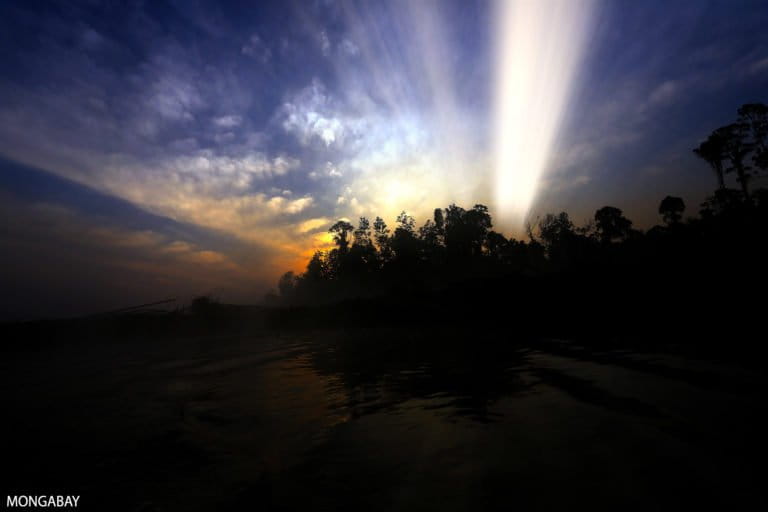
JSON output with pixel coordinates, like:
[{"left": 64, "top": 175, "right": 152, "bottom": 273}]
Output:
[
  {"left": 147, "top": 73, "right": 204, "bottom": 122},
  {"left": 309, "top": 161, "right": 342, "bottom": 179},
  {"left": 80, "top": 224, "right": 239, "bottom": 272},
  {"left": 241, "top": 33, "right": 272, "bottom": 63},
  {"left": 573, "top": 175, "right": 592, "bottom": 186},
  {"left": 319, "top": 30, "right": 332, "bottom": 57},
  {"left": 338, "top": 38, "right": 360, "bottom": 57},
  {"left": 213, "top": 115, "right": 243, "bottom": 128},
  {"left": 280, "top": 79, "right": 359, "bottom": 148},
  {"left": 88, "top": 226, "right": 239, "bottom": 271},
  {"left": 0, "top": 194, "right": 268, "bottom": 318},
  {"left": 162, "top": 240, "right": 195, "bottom": 253},
  {"left": 297, "top": 217, "right": 330, "bottom": 233},
  {"left": 89, "top": 228, "right": 165, "bottom": 249},
  {"left": 272, "top": 155, "right": 300, "bottom": 175},
  {"left": 80, "top": 27, "right": 107, "bottom": 51},
  {"left": 647, "top": 80, "right": 680, "bottom": 107},
  {"left": 105, "top": 150, "right": 299, "bottom": 199},
  {"left": 276, "top": 63, "right": 487, "bottom": 225},
  {"left": 749, "top": 57, "right": 768, "bottom": 75}
]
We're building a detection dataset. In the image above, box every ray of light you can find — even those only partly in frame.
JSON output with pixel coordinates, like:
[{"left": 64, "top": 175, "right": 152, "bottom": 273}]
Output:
[{"left": 493, "top": 0, "right": 595, "bottom": 231}]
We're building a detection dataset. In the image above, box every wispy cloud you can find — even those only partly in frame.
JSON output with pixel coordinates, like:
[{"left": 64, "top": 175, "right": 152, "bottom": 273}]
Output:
[{"left": 241, "top": 33, "right": 272, "bottom": 63}]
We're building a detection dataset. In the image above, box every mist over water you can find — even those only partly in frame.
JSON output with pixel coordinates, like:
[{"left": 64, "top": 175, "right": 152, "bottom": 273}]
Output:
[{"left": 493, "top": 0, "right": 596, "bottom": 231}]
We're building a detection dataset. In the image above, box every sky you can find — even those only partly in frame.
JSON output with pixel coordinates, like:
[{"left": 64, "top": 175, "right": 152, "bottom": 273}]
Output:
[{"left": 0, "top": 0, "right": 766, "bottom": 319}]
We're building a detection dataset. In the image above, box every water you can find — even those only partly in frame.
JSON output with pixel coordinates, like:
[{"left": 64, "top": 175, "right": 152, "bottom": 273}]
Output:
[{"left": 2, "top": 331, "right": 766, "bottom": 510}]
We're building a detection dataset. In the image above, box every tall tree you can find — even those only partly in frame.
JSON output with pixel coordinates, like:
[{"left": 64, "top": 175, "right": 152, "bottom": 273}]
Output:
[
  {"left": 594, "top": 206, "right": 633, "bottom": 243},
  {"left": 353, "top": 217, "right": 372, "bottom": 247},
  {"left": 716, "top": 123, "right": 754, "bottom": 201},
  {"left": 350, "top": 217, "right": 378, "bottom": 273},
  {"left": 538, "top": 212, "right": 575, "bottom": 250},
  {"left": 694, "top": 132, "right": 727, "bottom": 191},
  {"left": 738, "top": 103, "right": 768, "bottom": 172},
  {"left": 391, "top": 211, "right": 419, "bottom": 262},
  {"left": 395, "top": 211, "right": 416, "bottom": 234},
  {"left": 658, "top": 196, "right": 685, "bottom": 226},
  {"left": 373, "top": 216, "right": 392, "bottom": 261},
  {"left": 443, "top": 204, "right": 492, "bottom": 260},
  {"left": 485, "top": 231, "right": 508, "bottom": 261},
  {"left": 305, "top": 251, "right": 329, "bottom": 282},
  {"left": 329, "top": 220, "right": 354, "bottom": 253},
  {"left": 278, "top": 271, "right": 297, "bottom": 297}
]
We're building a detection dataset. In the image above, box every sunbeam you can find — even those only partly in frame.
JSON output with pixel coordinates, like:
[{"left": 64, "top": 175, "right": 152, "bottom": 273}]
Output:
[{"left": 493, "top": 0, "right": 596, "bottom": 230}]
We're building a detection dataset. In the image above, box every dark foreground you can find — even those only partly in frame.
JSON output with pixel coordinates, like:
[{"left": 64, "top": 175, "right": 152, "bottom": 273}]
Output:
[{"left": 2, "top": 322, "right": 766, "bottom": 511}]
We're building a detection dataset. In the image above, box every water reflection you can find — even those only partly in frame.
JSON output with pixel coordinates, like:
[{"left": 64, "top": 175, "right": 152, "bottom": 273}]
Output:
[
  {"left": 3, "top": 331, "right": 766, "bottom": 511},
  {"left": 303, "top": 328, "right": 534, "bottom": 423}
]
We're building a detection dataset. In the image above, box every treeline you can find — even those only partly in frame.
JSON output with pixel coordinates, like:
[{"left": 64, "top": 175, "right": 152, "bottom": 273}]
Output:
[
  {"left": 274, "top": 194, "right": 766, "bottom": 304},
  {"left": 274, "top": 103, "right": 768, "bottom": 314}
]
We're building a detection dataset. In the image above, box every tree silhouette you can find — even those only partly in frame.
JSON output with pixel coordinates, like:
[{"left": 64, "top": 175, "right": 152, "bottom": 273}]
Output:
[
  {"left": 391, "top": 211, "right": 419, "bottom": 263},
  {"left": 353, "top": 217, "right": 372, "bottom": 247},
  {"left": 418, "top": 209, "right": 446, "bottom": 250},
  {"left": 349, "top": 217, "right": 378, "bottom": 276},
  {"left": 305, "top": 251, "right": 329, "bottom": 282},
  {"left": 444, "top": 204, "right": 492, "bottom": 262},
  {"left": 594, "top": 206, "right": 633, "bottom": 243},
  {"left": 329, "top": 220, "right": 354, "bottom": 253},
  {"left": 278, "top": 271, "right": 297, "bottom": 297},
  {"left": 538, "top": 212, "right": 575, "bottom": 250},
  {"left": 659, "top": 196, "right": 685, "bottom": 225},
  {"left": 694, "top": 132, "right": 727, "bottom": 191},
  {"left": 485, "top": 231, "right": 508, "bottom": 262},
  {"left": 275, "top": 184, "right": 768, "bottom": 307},
  {"left": 738, "top": 103, "right": 768, "bottom": 172},
  {"left": 717, "top": 123, "right": 754, "bottom": 201},
  {"left": 373, "top": 216, "right": 392, "bottom": 262}
]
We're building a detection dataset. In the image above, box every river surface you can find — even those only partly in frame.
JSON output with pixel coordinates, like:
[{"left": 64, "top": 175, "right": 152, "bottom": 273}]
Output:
[{"left": 3, "top": 329, "right": 766, "bottom": 510}]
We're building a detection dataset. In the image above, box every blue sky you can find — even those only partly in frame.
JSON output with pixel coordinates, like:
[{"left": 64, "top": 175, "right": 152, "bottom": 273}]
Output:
[{"left": 0, "top": 0, "right": 766, "bottom": 318}]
